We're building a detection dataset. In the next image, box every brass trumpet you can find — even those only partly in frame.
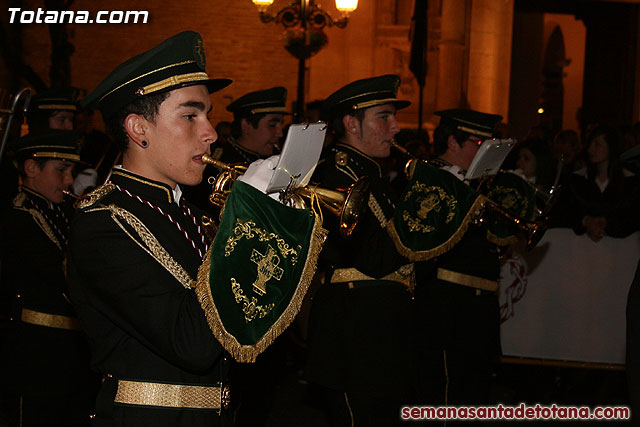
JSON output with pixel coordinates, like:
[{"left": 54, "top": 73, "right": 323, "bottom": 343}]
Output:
[
  {"left": 201, "top": 154, "right": 370, "bottom": 237},
  {"left": 390, "top": 141, "right": 547, "bottom": 249},
  {"left": 201, "top": 155, "right": 247, "bottom": 208},
  {"left": 390, "top": 141, "right": 422, "bottom": 180},
  {"left": 478, "top": 196, "right": 547, "bottom": 250},
  {"left": 0, "top": 87, "right": 31, "bottom": 164}
]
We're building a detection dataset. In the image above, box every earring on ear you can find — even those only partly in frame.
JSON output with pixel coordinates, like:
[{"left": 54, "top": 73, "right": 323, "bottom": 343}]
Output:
[
  {"left": 141, "top": 140, "right": 148, "bottom": 148},
  {"left": 351, "top": 128, "right": 356, "bottom": 133}
]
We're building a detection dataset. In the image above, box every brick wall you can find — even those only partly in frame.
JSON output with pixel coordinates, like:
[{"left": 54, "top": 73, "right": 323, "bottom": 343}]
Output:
[{"left": 3, "top": 0, "right": 430, "bottom": 129}]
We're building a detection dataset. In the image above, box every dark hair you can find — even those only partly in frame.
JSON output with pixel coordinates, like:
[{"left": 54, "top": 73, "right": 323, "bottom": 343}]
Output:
[
  {"left": 432, "top": 121, "right": 470, "bottom": 156},
  {"left": 230, "top": 113, "right": 267, "bottom": 139},
  {"left": 585, "top": 125, "right": 624, "bottom": 186},
  {"left": 14, "top": 155, "right": 49, "bottom": 179},
  {"left": 553, "top": 129, "right": 580, "bottom": 149},
  {"left": 330, "top": 109, "right": 365, "bottom": 140},
  {"left": 105, "top": 91, "right": 170, "bottom": 153},
  {"left": 306, "top": 100, "right": 323, "bottom": 111},
  {"left": 517, "top": 138, "right": 555, "bottom": 190}
]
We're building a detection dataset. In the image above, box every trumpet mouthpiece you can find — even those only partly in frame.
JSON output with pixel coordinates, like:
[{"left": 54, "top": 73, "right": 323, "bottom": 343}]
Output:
[
  {"left": 201, "top": 154, "right": 229, "bottom": 170},
  {"left": 62, "top": 190, "right": 80, "bottom": 199}
]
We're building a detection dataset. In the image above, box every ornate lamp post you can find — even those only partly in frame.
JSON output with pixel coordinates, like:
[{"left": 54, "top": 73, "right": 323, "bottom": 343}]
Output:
[{"left": 251, "top": 0, "right": 358, "bottom": 122}]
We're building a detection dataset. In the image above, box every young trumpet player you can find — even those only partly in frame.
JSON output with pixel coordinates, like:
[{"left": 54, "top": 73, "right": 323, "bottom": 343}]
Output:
[
  {"left": 0, "top": 130, "right": 94, "bottom": 426},
  {"left": 414, "top": 108, "right": 504, "bottom": 406},
  {"left": 304, "top": 74, "right": 416, "bottom": 426},
  {"left": 65, "top": 31, "right": 325, "bottom": 427}
]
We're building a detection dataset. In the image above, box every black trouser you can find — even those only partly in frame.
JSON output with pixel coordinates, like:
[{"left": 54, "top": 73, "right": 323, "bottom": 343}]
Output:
[
  {"left": 318, "top": 386, "right": 406, "bottom": 427},
  {"left": 18, "top": 392, "right": 92, "bottom": 427}
]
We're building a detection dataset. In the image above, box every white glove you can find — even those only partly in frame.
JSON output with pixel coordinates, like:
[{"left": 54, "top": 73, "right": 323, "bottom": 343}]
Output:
[
  {"left": 72, "top": 168, "right": 98, "bottom": 196},
  {"left": 237, "top": 155, "right": 280, "bottom": 201}
]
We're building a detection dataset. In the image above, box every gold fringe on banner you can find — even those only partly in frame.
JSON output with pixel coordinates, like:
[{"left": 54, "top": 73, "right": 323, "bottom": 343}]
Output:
[
  {"left": 486, "top": 230, "right": 519, "bottom": 247},
  {"left": 194, "top": 215, "right": 327, "bottom": 363},
  {"left": 386, "top": 196, "right": 488, "bottom": 261}
]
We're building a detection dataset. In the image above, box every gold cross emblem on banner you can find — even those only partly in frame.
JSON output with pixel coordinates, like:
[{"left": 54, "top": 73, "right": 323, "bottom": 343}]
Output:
[{"left": 250, "top": 245, "right": 283, "bottom": 296}]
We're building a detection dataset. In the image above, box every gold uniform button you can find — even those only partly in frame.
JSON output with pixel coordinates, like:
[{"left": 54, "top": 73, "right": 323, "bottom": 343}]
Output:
[{"left": 335, "top": 152, "right": 348, "bottom": 166}]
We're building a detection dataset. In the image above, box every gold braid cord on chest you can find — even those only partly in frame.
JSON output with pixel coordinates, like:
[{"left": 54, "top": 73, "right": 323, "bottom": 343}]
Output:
[
  {"left": 86, "top": 204, "right": 194, "bottom": 289},
  {"left": 14, "top": 193, "right": 63, "bottom": 250}
]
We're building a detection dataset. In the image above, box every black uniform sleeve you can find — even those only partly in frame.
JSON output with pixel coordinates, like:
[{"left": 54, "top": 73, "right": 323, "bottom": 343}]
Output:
[
  {"left": 67, "top": 209, "right": 223, "bottom": 373},
  {"left": 314, "top": 160, "right": 408, "bottom": 279}
]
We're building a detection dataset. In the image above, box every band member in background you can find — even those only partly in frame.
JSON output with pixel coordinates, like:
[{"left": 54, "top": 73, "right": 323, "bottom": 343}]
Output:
[
  {"left": 414, "top": 109, "right": 504, "bottom": 407},
  {"left": 1, "top": 130, "right": 94, "bottom": 426},
  {"left": 182, "top": 87, "right": 288, "bottom": 211},
  {"left": 305, "top": 75, "right": 415, "bottom": 426},
  {"left": 27, "top": 86, "right": 81, "bottom": 132}
]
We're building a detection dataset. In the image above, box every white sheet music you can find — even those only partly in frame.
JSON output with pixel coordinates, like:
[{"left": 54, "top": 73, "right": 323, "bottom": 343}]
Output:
[
  {"left": 465, "top": 138, "right": 517, "bottom": 180},
  {"left": 265, "top": 122, "right": 327, "bottom": 194}
]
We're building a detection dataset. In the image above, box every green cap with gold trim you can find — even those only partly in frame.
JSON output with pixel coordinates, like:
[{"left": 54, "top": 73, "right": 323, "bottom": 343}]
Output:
[
  {"left": 12, "top": 130, "right": 82, "bottom": 163},
  {"left": 31, "top": 87, "right": 81, "bottom": 112},
  {"left": 80, "top": 31, "right": 232, "bottom": 119},
  {"left": 323, "top": 74, "right": 410, "bottom": 119},
  {"left": 226, "top": 87, "right": 289, "bottom": 116},
  {"left": 435, "top": 109, "right": 503, "bottom": 139}
]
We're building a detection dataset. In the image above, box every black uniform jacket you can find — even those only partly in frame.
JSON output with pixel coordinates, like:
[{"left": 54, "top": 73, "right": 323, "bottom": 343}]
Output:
[
  {"left": 305, "top": 143, "right": 414, "bottom": 396},
  {"left": 1, "top": 187, "right": 92, "bottom": 396},
  {"left": 67, "top": 169, "right": 229, "bottom": 427},
  {"left": 414, "top": 163, "right": 501, "bottom": 355}
]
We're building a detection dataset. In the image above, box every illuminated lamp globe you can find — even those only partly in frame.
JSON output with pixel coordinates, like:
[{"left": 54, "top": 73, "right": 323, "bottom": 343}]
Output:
[
  {"left": 335, "top": 0, "right": 358, "bottom": 14},
  {"left": 252, "top": 0, "right": 274, "bottom": 12}
]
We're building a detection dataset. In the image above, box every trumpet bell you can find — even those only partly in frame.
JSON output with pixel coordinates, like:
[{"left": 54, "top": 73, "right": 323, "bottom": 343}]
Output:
[
  {"left": 526, "top": 221, "right": 547, "bottom": 250},
  {"left": 293, "top": 176, "right": 371, "bottom": 237}
]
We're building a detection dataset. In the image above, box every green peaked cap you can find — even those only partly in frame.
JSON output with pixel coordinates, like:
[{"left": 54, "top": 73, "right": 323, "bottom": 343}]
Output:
[
  {"left": 81, "top": 31, "right": 232, "bottom": 119},
  {"left": 227, "top": 87, "right": 289, "bottom": 116},
  {"left": 11, "top": 129, "right": 82, "bottom": 162},
  {"left": 323, "top": 74, "right": 411, "bottom": 119},
  {"left": 435, "top": 108, "right": 503, "bottom": 139}
]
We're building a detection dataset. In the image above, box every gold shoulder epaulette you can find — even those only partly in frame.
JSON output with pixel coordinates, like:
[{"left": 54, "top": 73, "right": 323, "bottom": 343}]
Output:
[
  {"left": 12, "top": 192, "right": 27, "bottom": 208},
  {"left": 76, "top": 183, "right": 116, "bottom": 210}
]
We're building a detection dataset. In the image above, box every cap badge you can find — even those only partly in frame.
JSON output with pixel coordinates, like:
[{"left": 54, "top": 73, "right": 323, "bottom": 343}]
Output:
[{"left": 194, "top": 38, "right": 205, "bottom": 69}]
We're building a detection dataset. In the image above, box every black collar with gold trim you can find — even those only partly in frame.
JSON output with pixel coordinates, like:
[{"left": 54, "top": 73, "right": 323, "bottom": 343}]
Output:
[
  {"left": 229, "top": 137, "right": 262, "bottom": 163},
  {"left": 332, "top": 143, "right": 382, "bottom": 179},
  {"left": 19, "top": 186, "right": 54, "bottom": 210},
  {"left": 110, "top": 169, "right": 177, "bottom": 206}
]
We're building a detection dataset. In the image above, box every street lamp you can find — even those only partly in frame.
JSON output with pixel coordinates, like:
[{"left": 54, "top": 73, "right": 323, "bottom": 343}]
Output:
[{"left": 251, "top": 0, "right": 358, "bottom": 121}]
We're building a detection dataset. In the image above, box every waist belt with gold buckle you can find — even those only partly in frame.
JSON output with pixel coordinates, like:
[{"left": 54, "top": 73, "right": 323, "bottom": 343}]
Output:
[
  {"left": 114, "top": 379, "right": 230, "bottom": 411},
  {"left": 329, "top": 264, "right": 414, "bottom": 291},
  {"left": 21, "top": 308, "right": 81, "bottom": 330},
  {"left": 436, "top": 268, "right": 498, "bottom": 293}
]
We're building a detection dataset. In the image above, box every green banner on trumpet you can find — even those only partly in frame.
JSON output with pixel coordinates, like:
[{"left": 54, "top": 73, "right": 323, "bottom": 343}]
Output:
[
  {"left": 387, "top": 162, "right": 484, "bottom": 261},
  {"left": 194, "top": 181, "right": 327, "bottom": 363},
  {"left": 485, "top": 172, "right": 536, "bottom": 246}
]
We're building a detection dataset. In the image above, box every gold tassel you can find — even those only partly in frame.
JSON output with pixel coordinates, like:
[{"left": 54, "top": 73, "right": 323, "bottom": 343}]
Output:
[{"left": 20, "top": 117, "right": 29, "bottom": 136}]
